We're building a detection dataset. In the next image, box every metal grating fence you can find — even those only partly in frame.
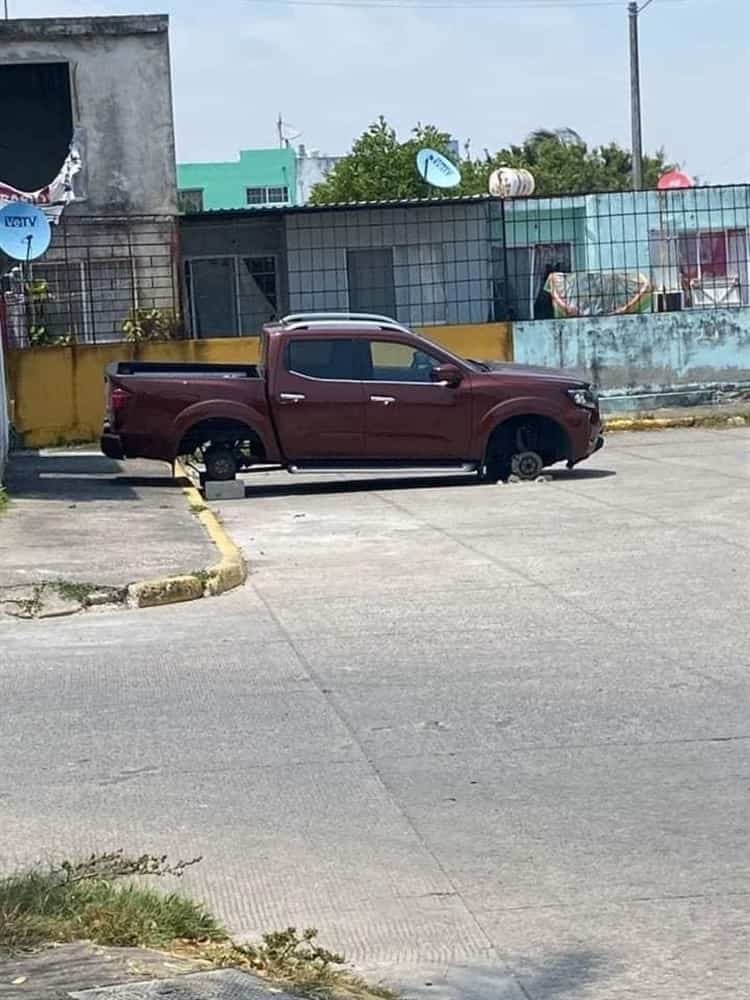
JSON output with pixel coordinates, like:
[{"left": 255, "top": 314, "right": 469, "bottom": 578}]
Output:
[
  {"left": 495, "top": 185, "right": 750, "bottom": 321},
  {"left": 1, "top": 214, "right": 181, "bottom": 348}
]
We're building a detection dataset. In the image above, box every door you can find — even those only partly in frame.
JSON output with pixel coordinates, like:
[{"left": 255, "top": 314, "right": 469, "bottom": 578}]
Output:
[
  {"left": 272, "top": 337, "right": 365, "bottom": 461},
  {"left": 347, "top": 248, "right": 396, "bottom": 316},
  {"left": 186, "top": 258, "right": 237, "bottom": 337},
  {"left": 362, "top": 339, "right": 472, "bottom": 461}
]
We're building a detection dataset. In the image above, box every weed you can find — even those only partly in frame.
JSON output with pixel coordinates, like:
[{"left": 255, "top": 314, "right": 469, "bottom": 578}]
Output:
[
  {"left": 0, "top": 487, "right": 8, "bottom": 513},
  {"left": 182, "top": 928, "right": 401, "bottom": 1000}
]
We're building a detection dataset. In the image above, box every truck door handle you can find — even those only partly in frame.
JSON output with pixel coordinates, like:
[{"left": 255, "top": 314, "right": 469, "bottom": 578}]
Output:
[
  {"left": 279, "top": 392, "right": 306, "bottom": 403},
  {"left": 370, "top": 395, "right": 395, "bottom": 406}
]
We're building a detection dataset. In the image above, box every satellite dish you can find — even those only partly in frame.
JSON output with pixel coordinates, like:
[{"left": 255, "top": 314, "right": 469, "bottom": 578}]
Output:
[
  {"left": 416, "top": 148, "right": 461, "bottom": 189},
  {"left": 657, "top": 170, "right": 694, "bottom": 191},
  {"left": 0, "top": 202, "right": 52, "bottom": 261}
]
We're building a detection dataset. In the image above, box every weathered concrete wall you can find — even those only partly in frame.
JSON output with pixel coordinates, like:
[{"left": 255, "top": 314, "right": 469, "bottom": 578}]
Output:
[
  {"left": 8, "top": 323, "right": 512, "bottom": 447},
  {"left": 0, "top": 16, "right": 177, "bottom": 215},
  {"left": 513, "top": 307, "right": 750, "bottom": 389}
]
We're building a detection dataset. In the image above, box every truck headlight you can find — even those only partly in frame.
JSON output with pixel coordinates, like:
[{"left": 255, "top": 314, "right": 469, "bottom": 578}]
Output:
[{"left": 567, "top": 387, "right": 598, "bottom": 410}]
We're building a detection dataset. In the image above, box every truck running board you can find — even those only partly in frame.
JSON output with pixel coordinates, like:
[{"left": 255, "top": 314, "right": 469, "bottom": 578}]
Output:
[{"left": 287, "top": 462, "right": 479, "bottom": 475}]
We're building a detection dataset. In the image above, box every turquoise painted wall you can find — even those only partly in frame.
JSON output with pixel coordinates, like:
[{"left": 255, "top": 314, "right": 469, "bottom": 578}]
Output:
[
  {"left": 177, "top": 148, "right": 297, "bottom": 211},
  {"left": 491, "top": 186, "right": 750, "bottom": 275},
  {"left": 513, "top": 306, "right": 750, "bottom": 390},
  {"left": 583, "top": 186, "right": 750, "bottom": 272}
]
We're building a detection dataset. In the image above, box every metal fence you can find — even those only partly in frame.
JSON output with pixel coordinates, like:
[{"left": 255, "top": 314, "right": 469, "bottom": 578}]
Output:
[
  {"left": 1, "top": 214, "right": 181, "bottom": 348},
  {"left": 492, "top": 184, "right": 750, "bottom": 321}
]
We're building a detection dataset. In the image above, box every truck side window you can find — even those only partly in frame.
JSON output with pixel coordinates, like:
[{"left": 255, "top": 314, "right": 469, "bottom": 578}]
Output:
[
  {"left": 287, "top": 339, "right": 358, "bottom": 380},
  {"left": 367, "top": 341, "right": 440, "bottom": 383}
]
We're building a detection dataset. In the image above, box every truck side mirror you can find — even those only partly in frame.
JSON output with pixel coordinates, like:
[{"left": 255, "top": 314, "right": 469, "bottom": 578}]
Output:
[{"left": 431, "top": 364, "right": 463, "bottom": 388}]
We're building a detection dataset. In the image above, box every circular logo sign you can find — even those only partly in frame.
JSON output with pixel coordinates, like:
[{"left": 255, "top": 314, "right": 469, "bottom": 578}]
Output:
[
  {"left": 0, "top": 202, "right": 52, "bottom": 260},
  {"left": 416, "top": 149, "right": 461, "bottom": 189}
]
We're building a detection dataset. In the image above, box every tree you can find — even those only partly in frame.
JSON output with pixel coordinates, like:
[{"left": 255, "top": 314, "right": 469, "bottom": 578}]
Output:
[
  {"left": 308, "top": 116, "right": 459, "bottom": 205},
  {"left": 309, "top": 119, "right": 678, "bottom": 204}
]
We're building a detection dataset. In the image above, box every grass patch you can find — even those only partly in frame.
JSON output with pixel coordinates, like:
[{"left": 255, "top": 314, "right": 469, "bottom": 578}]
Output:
[
  {"left": 0, "top": 852, "right": 221, "bottom": 954},
  {"left": 0, "top": 487, "right": 8, "bottom": 513},
  {"left": 0, "top": 853, "right": 401, "bottom": 1000}
]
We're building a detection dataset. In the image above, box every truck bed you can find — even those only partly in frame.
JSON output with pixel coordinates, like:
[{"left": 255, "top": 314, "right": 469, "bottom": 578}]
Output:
[{"left": 106, "top": 361, "right": 260, "bottom": 378}]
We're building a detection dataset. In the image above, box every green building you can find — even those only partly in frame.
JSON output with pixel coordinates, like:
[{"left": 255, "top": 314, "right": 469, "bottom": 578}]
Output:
[{"left": 177, "top": 148, "right": 297, "bottom": 213}]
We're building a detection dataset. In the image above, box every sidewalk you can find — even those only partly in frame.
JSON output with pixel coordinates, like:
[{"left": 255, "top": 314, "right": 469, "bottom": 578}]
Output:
[
  {"left": 0, "top": 943, "right": 296, "bottom": 999},
  {"left": 0, "top": 449, "right": 216, "bottom": 618}
]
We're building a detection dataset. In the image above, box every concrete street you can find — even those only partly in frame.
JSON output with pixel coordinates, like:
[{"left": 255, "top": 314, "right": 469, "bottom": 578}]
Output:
[{"left": 1, "top": 428, "right": 748, "bottom": 999}]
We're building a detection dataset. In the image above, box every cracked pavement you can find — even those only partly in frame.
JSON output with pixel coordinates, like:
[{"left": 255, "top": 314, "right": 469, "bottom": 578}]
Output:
[{"left": 1, "top": 428, "right": 748, "bottom": 999}]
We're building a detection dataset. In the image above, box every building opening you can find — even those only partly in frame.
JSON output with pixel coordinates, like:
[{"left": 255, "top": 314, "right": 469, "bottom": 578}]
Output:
[{"left": 0, "top": 62, "right": 73, "bottom": 191}]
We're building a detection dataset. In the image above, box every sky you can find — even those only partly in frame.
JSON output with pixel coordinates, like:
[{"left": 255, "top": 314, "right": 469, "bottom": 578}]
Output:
[{"left": 11, "top": 0, "right": 750, "bottom": 184}]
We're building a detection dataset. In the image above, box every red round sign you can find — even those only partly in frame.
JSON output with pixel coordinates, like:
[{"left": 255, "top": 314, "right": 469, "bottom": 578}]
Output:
[{"left": 657, "top": 170, "right": 694, "bottom": 190}]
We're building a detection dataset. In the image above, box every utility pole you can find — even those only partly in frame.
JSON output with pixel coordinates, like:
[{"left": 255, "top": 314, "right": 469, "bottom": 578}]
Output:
[
  {"left": 4, "top": 1, "right": 9, "bottom": 20},
  {"left": 628, "top": 0, "right": 658, "bottom": 189},
  {"left": 628, "top": 1, "right": 643, "bottom": 190}
]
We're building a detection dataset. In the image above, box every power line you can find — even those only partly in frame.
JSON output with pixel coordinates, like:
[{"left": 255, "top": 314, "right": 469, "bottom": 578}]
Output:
[{"left": 244, "top": 0, "right": 684, "bottom": 9}]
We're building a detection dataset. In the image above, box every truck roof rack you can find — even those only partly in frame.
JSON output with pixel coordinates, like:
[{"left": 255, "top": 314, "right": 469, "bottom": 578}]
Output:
[
  {"left": 278, "top": 312, "right": 413, "bottom": 336},
  {"left": 281, "top": 312, "right": 401, "bottom": 326}
]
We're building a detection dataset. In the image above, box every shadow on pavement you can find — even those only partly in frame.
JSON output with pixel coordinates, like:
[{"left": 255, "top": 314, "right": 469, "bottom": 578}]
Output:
[
  {"left": 406, "top": 949, "right": 609, "bottom": 999},
  {"left": 242, "top": 467, "right": 616, "bottom": 500},
  {"left": 5, "top": 454, "right": 176, "bottom": 503}
]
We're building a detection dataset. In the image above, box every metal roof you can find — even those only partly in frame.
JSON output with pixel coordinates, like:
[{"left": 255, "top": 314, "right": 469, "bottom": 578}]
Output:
[{"left": 179, "top": 193, "right": 494, "bottom": 222}]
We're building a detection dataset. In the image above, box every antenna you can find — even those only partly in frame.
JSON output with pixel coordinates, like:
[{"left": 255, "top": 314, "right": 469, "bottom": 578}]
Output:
[{"left": 277, "top": 115, "right": 302, "bottom": 150}]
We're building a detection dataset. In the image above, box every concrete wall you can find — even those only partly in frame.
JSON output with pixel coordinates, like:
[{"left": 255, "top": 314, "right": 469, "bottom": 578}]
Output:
[
  {"left": 296, "top": 151, "right": 341, "bottom": 205},
  {"left": 0, "top": 16, "right": 177, "bottom": 215},
  {"left": 286, "top": 202, "right": 493, "bottom": 326},
  {"left": 178, "top": 149, "right": 297, "bottom": 211},
  {"left": 8, "top": 323, "right": 512, "bottom": 447},
  {"left": 513, "top": 307, "right": 750, "bottom": 390}
]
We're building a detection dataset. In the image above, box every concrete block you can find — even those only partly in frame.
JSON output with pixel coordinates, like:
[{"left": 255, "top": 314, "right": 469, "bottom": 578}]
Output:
[{"left": 204, "top": 479, "right": 245, "bottom": 501}]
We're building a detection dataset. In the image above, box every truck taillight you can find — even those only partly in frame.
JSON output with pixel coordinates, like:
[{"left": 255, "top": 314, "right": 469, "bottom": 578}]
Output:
[{"left": 110, "top": 388, "right": 129, "bottom": 412}]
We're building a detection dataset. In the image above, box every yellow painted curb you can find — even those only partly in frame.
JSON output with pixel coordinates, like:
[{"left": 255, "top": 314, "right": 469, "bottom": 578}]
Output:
[
  {"left": 126, "top": 462, "right": 247, "bottom": 610},
  {"left": 605, "top": 412, "right": 748, "bottom": 433}
]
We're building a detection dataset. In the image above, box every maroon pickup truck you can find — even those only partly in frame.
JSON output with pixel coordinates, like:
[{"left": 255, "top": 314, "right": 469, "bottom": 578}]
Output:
[{"left": 101, "top": 313, "right": 603, "bottom": 483}]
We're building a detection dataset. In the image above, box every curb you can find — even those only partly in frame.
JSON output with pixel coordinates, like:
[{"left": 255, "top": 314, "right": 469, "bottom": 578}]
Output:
[
  {"left": 604, "top": 412, "right": 749, "bottom": 433},
  {"left": 127, "top": 461, "right": 247, "bottom": 610}
]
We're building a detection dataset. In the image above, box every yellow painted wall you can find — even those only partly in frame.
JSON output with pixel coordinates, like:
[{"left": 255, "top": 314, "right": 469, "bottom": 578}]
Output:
[{"left": 7, "top": 322, "right": 512, "bottom": 448}]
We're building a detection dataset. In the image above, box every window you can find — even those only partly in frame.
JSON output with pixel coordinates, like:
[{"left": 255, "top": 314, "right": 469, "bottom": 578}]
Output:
[
  {"left": 347, "top": 249, "right": 396, "bottom": 317},
  {"left": 367, "top": 341, "right": 440, "bottom": 383},
  {"left": 178, "top": 189, "right": 204, "bottom": 213},
  {"left": 287, "top": 339, "right": 358, "bottom": 380},
  {"left": 246, "top": 186, "right": 290, "bottom": 206},
  {"left": 0, "top": 63, "right": 72, "bottom": 191},
  {"left": 651, "top": 229, "right": 748, "bottom": 307}
]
